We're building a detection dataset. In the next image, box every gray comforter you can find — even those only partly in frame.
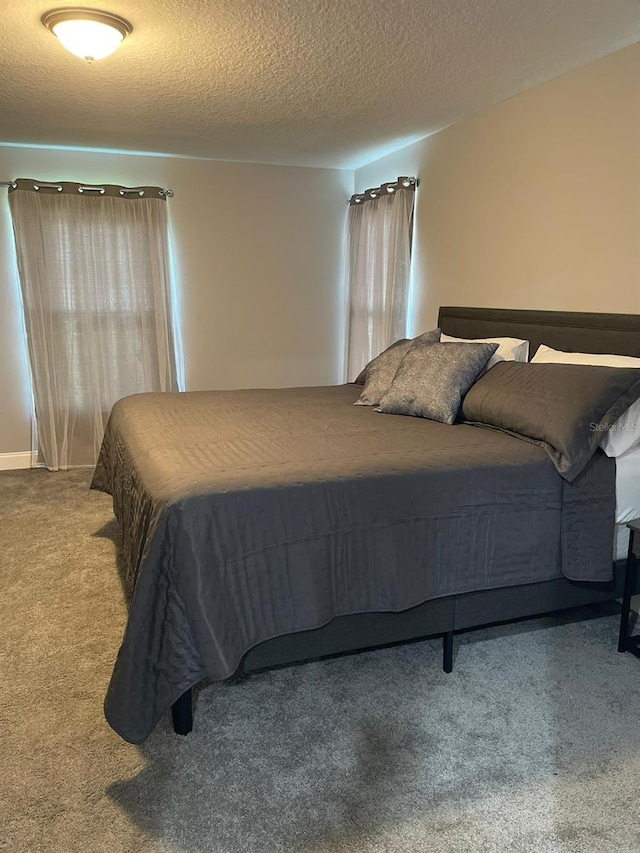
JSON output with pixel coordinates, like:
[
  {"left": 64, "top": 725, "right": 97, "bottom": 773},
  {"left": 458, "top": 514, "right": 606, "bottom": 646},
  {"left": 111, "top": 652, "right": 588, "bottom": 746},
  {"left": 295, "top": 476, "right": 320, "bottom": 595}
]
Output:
[{"left": 91, "top": 384, "right": 616, "bottom": 743}]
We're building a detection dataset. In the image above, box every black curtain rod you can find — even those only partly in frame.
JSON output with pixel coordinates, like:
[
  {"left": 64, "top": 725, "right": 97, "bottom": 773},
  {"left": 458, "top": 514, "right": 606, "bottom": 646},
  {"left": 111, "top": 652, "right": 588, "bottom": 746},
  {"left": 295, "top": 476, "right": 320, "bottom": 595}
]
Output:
[
  {"left": 348, "top": 175, "right": 419, "bottom": 206},
  {"left": 0, "top": 180, "right": 173, "bottom": 197}
]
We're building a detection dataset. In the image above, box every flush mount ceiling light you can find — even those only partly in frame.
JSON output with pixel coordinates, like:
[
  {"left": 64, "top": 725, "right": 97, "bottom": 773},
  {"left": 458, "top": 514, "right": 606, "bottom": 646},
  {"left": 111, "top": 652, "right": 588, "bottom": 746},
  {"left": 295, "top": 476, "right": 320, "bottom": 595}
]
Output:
[{"left": 41, "top": 8, "right": 133, "bottom": 62}]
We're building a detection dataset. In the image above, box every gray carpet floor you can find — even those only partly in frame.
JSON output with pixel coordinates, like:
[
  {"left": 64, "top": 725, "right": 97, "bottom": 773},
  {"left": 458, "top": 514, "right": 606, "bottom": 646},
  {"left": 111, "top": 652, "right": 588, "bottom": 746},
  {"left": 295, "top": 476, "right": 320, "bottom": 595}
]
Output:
[{"left": 1, "top": 469, "right": 640, "bottom": 853}]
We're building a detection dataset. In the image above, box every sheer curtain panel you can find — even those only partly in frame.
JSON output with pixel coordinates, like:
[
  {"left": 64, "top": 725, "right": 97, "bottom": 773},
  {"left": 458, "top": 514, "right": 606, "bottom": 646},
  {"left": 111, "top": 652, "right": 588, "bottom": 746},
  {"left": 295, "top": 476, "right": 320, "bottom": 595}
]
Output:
[
  {"left": 9, "top": 180, "right": 178, "bottom": 470},
  {"left": 344, "top": 178, "right": 416, "bottom": 382}
]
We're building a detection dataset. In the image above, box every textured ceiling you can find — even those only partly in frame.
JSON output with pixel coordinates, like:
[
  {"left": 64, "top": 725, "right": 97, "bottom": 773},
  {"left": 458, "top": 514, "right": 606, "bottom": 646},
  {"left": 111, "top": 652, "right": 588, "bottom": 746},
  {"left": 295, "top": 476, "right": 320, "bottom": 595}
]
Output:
[{"left": 1, "top": 0, "right": 639, "bottom": 169}]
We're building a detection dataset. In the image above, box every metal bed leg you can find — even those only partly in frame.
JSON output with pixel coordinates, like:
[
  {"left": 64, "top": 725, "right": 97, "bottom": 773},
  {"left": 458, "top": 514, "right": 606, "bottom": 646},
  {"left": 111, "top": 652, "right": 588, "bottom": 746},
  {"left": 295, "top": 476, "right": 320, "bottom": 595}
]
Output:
[
  {"left": 171, "top": 688, "right": 193, "bottom": 735},
  {"left": 443, "top": 632, "right": 454, "bottom": 673},
  {"left": 618, "top": 530, "right": 637, "bottom": 653}
]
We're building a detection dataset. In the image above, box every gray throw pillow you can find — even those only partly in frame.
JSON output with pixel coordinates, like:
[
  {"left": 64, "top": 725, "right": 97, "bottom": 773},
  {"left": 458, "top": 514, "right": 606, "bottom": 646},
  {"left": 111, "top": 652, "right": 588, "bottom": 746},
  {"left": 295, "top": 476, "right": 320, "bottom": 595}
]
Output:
[
  {"left": 354, "top": 329, "right": 440, "bottom": 406},
  {"left": 376, "top": 340, "right": 498, "bottom": 424},
  {"left": 462, "top": 361, "right": 640, "bottom": 481},
  {"left": 353, "top": 337, "right": 410, "bottom": 387}
]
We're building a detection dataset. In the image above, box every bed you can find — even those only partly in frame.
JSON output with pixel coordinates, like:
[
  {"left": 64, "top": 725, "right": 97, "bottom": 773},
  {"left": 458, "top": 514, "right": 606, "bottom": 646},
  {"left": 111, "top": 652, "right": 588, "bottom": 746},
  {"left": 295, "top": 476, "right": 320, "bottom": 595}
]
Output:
[{"left": 92, "top": 307, "right": 640, "bottom": 744}]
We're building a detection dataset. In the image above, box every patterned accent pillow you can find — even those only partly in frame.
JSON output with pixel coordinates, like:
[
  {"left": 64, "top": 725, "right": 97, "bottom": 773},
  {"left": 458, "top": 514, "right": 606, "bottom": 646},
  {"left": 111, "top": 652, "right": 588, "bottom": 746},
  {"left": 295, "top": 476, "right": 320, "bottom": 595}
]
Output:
[
  {"left": 353, "top": 338, "right": 410, "bottom": 387},
  {"left": 354, "top": 329, "right": 440, "bottom": 406},
  {"left": 376, "top": 340, "right": 498, "bottom": 424}
]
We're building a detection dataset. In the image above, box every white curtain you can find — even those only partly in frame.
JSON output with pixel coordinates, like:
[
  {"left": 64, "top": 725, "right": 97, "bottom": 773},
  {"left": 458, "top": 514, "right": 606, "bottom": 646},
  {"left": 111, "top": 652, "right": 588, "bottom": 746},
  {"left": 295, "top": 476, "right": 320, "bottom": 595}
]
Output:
[
  {"left": 9, "top": 184, "right": 178, "bottom": 470},
  {"left": 344, "top": 186, "right": 415, "bottom": 382}
]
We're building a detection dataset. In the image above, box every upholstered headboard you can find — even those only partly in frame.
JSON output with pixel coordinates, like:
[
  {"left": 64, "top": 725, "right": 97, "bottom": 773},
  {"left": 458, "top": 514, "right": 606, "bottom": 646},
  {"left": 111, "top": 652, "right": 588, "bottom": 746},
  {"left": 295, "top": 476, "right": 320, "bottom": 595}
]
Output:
[{"left": 437, "top": 307, "right": 640, "bottom": 359}]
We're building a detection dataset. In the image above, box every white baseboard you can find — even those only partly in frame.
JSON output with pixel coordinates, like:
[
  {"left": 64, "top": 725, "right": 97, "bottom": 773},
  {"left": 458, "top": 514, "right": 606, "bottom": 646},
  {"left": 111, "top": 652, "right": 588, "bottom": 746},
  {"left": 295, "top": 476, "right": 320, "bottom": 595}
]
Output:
[{"left": 0, "top": 451, "right": 37, "bottom": 471}]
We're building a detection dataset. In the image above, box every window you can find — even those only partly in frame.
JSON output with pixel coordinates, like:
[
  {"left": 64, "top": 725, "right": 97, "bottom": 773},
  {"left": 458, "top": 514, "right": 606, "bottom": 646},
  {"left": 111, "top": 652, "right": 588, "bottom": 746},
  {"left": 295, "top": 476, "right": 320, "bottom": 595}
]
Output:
[
  {"left": 9, "top": 181, "right": 178, "bottom": 469},
  {"left": 344, "top": 177, "right": 417, "bottom": 381}
]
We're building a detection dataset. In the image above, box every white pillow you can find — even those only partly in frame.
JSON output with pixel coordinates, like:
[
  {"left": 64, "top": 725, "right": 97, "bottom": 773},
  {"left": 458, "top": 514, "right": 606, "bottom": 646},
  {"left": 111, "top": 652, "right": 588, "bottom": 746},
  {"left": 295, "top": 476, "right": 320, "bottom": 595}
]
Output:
[
  {"left": 614, "top": 443, "right": 640, "bottom": 524},
  {"left": 531, "top": 344, "right": 640, "bottom": 457},
  {"left": 440, "top": 334, "right": 529, "bottom": 370}
]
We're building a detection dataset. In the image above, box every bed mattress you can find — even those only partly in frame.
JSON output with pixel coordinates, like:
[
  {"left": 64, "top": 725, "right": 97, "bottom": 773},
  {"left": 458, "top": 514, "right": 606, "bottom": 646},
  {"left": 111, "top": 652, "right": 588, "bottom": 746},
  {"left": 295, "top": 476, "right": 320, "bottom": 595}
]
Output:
[{"left": 614, "top": 445, "right": 640, "bottom": 559}]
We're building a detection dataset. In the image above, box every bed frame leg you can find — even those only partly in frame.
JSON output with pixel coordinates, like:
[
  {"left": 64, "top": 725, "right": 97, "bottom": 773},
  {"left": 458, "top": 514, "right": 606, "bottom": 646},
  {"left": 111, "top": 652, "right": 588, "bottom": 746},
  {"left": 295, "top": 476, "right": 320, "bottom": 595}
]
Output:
[
  {"left": 172, "top": 688, "right": 193, "bottom": 736},
  {"left": 443, "top": 632, "right": 454, "bottom": 673}
]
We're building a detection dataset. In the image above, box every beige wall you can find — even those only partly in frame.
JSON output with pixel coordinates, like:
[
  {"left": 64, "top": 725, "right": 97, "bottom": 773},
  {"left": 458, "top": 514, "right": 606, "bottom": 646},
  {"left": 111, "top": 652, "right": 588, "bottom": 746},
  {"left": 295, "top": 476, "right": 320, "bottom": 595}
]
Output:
[
  {"left": 355, "top": 43, "right": 640, "bottom": 335},
  {"left": 0, "top": 147, "right": 352, "bottom": 455}
]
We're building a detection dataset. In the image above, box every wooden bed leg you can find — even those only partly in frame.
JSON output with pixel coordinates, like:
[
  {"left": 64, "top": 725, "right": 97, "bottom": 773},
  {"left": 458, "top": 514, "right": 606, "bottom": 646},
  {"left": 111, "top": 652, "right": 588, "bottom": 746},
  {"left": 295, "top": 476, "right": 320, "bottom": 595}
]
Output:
[
  {"left": 443, "top": 632, "right": 454, "bottom": 674},
  {"left": 171, "top": 688, "right": 193, "bottom": 736}
]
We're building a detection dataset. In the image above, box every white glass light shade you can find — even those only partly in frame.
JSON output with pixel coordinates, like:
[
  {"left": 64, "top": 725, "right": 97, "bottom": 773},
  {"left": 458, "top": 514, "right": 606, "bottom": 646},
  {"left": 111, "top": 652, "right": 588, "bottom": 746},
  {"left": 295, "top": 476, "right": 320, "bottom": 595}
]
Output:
[
  {"left": 42, "top": 9, "right": 133, "bottom": 62},
  {"left": 52, "top": 19, "right": 122, "bottom": 60}
]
